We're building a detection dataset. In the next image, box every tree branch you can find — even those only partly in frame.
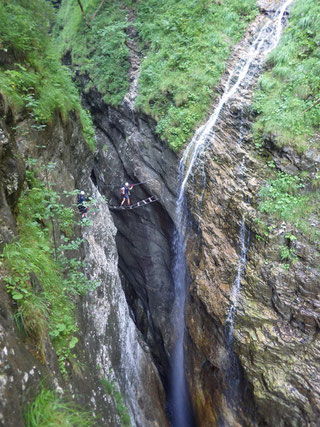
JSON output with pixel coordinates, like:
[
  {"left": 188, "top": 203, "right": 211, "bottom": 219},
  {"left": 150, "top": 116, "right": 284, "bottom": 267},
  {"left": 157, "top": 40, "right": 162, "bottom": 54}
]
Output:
[
  {"left": 304, "top": 97, "right": 320, "bottom": 113},
  {"left": 90, "top": 0, "right": 107, "bottom": 23},
  {"left": 76, "top": 0, "right": 91, "bottom": 28}
]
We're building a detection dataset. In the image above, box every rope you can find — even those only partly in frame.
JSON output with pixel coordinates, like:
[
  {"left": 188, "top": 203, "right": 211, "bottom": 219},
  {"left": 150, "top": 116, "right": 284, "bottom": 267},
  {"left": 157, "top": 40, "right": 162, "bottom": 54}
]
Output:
[
  {"left": 103, "top": 179, "right": 155, "bottom": 189},
  {"left": 108, "top": 195, "right": 158, "bottom": 211}
]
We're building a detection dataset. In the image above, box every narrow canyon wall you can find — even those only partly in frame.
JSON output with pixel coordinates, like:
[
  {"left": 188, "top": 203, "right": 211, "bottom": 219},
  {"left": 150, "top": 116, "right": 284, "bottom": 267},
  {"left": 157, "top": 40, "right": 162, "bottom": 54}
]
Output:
[
  {"left": 0, "top": 95, "right": 167, "bottom": 426},
  {"left": 183, "top": 51, "right": 320, "bottom": 427},
  {"left": 82, "top": 87, "right": 181, "bottom": 382}
]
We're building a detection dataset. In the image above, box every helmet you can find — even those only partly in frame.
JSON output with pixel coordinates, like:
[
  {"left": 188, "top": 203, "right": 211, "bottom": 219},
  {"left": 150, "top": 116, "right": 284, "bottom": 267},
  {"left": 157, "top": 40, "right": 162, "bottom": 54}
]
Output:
[
  {"left": 125, "top": 182, "right": 129, "bottom": 187},
  {"left": 80, "top": 191, "right": 85, "bottom": 195}
]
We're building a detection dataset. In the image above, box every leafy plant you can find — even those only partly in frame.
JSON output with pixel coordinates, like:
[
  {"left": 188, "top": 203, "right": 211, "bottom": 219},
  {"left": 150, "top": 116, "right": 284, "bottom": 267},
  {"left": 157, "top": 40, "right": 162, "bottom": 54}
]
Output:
[
  {"left": 279, "top": 245, "right": 297, "bottom": 262},
  {"left": 24, "top": 386, "right": 94, "bottom": 427},
  {"left": 1, "top": 165, "right": 99, "bottom": 374}
]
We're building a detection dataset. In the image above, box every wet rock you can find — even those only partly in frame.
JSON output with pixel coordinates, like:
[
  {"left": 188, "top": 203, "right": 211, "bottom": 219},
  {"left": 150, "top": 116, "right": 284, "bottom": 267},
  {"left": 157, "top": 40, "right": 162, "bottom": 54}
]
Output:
[{"left": 179, "top": 2, "right": 320, "bottom": 424}]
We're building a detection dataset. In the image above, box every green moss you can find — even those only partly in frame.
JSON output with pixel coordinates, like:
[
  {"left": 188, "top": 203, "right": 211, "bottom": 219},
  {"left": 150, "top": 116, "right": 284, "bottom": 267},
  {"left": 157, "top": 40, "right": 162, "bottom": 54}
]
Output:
[
  {"left": 24, "top": 386, "right": 94, "bottom": 427},
  {"left": 252, "top": 0, "right": 320, "bottom": 151},
  {"left": 0, "top": 0, "right": 95, "bottom": 150}
]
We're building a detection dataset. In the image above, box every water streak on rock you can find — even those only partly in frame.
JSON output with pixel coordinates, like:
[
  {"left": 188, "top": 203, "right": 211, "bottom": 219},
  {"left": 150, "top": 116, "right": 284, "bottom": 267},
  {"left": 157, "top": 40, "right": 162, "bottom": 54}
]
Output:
[{"left": 226, "top": 219, "right": 251, "bottom": 343}]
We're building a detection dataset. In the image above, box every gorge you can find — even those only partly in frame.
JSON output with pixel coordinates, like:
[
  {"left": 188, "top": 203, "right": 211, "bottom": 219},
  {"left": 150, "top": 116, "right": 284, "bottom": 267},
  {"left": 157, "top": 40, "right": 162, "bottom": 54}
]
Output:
[{"left": 1, "top": 0, "right": 319, "bottom": 426}]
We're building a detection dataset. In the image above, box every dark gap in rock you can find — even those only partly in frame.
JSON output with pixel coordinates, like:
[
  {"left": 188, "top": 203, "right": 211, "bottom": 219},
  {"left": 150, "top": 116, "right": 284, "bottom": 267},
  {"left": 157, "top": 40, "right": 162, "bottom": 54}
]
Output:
[{"left": 90, "top": 169, "right": 97, "bottom": 187}]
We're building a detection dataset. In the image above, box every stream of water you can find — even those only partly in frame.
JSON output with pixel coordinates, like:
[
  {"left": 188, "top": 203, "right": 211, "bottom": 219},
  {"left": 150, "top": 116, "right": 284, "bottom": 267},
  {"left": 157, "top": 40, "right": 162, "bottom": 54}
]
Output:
[
  {"left": 168, "top": 162, "right": 195, "bottom": 427},
  {"left": 168, "top": 1, "right": 294, "bottom": 425}
]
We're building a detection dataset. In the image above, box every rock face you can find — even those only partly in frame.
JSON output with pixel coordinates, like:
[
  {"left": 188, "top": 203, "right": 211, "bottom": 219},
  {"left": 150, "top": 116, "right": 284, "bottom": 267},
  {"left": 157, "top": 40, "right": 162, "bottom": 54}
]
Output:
[
  {"left": 0, "top": 96, "right": 167, "bottom": 425},
  {"left": 83, "top": 87, "right": 180, "bottom": 382},
  {"left": 184, "top": 106, "right": 320, "bottom": 425},
  {"left": 180, "top": 9, "right": 320, "bottom": 427},
  {"left": 81, "top": 188, "right": 167, "bottom": 426}
]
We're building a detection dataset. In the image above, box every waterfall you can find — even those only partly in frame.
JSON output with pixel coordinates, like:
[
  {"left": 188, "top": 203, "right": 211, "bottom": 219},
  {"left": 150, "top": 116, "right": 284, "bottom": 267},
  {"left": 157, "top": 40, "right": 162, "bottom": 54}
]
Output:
[
  {"left": 226, "top": 219, "right": 251, "bottom": 342},
  {"left": 168, "top": 161, "right": 195, "bottom": 427},
  {"left": 180, "top": 0, "right": 294, "bottom": 192},
  {"left": 169, "top": 1, "right": 294, "bottom": 425}
]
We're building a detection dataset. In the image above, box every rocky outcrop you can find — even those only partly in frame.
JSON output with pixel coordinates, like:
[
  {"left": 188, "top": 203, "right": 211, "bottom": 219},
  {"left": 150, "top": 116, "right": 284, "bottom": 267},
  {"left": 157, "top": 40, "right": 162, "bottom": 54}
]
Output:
[
  {"left": 0, "top": 97, "right": 167, "bottom": 425},
  {"left": 182, "top": 22, "right": 320, "bottom": 427},
  {"left": 81, "top": 189, "right": 167, "bottom": 426}
]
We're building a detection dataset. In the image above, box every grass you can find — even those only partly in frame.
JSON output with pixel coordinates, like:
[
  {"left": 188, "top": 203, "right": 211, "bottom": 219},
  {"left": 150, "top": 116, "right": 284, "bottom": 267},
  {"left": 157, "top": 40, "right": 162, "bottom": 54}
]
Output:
[
  {"left": 1, "top": 167, "right": 98, "bottom": 374},
  {"left": 54, "top": 0, "right": 130, "bottom": 106},
  {"left": 25, "top": 386, "right": 94, "bottom": 427},
  {"left": 54, "top": 0, "right": 257, "bottom": 150},
  {"left": 257, "top": 171, "right": 320, "bottom": 244},
  {"left": 134, "top": 0, "right": 258, "bottom": 150},
  {"left": 252, "top": 0, "right": 320, "bottom": 151},
  {"left": 101, "top": 377, "right": 130, "bottom": 427},
  {"left": 0, "top": 0, "right": 95, "bottom": 150}
]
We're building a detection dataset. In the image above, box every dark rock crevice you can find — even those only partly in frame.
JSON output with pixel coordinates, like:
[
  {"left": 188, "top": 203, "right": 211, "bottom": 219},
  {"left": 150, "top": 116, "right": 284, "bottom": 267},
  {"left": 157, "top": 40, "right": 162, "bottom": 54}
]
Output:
[{"left": 79, "top": 84, "right": 181, "bottom": 391}]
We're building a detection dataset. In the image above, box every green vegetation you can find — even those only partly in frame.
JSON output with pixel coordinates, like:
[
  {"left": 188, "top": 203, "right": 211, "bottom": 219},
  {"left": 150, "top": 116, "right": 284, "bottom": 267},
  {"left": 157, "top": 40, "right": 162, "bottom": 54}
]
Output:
[
  {"left": 0, "top": 0, "right": 95, "bottom": 150},
  {"left": 1, "top": 164, "right": 98, "bottom": 373},
  {"left": 25, "top": 386, "right": 94, "bottom": 426},
  {"left": 135, "top": 0, "right": 257, "bottom": 150},
  {"left": 101, "top": 377, "right": 130, "bottom": 427},
  {"left": 55, "top": 0, "right": 130, "bottom": 106},
  {"left": 55, "top": 0, "right": 257, "bottom": 150},
  {"left": 252, "top": 0, "right": 320, "bottom": 151},
  {"left": 257, "top": 171, "right": 320, "bottom": 243}
]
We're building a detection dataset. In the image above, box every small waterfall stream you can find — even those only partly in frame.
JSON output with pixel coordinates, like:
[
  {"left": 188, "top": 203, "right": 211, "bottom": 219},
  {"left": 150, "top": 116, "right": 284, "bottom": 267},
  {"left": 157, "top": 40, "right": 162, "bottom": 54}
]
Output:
[
  {"left": 168, "top": 161, "right": 194, "bottom": 427},
  {"left": 168, "top": 1, "right": 294, "bottom": 425},
  {"left": 225, "top": 219, "right": 251, "bottom": 342}
]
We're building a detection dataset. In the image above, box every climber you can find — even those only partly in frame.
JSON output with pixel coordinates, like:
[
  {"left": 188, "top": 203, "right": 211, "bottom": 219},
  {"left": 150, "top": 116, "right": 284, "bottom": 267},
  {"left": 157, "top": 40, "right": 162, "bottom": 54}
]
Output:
[
  {"left": 77, "top": 190, "right": 89, "bottom": 218},
  {"left": 120, "top": 182, "right": 134, "bottom": 207}
]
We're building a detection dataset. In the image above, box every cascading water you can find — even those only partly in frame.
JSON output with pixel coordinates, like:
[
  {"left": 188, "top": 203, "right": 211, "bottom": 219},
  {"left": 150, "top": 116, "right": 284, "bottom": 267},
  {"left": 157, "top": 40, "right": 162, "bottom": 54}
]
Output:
[
  {"left": 169, "top": 1, "right": 294, "bottom": 425},
  {"left": 226, "top": 220, "right": 251, "bottom": 342},
  {"left": 181, "top": 0, "right": 294, "bottom": 188},
  {"left": 168, "top": 160, "right": 195, "bottom": 427}
]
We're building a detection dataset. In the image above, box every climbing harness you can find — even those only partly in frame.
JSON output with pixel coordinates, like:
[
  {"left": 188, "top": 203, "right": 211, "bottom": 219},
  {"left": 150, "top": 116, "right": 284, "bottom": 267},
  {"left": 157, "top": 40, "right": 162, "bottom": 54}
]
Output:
[{"left": 109, "top": 195, "right": 158, "bottom": 210}]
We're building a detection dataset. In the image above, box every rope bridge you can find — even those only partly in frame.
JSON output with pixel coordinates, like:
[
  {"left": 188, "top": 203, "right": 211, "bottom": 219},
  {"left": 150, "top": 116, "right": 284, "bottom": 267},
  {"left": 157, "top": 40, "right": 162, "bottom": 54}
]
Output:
[{"left": 108, "top": 195, "right": 158, "bottom": 211}]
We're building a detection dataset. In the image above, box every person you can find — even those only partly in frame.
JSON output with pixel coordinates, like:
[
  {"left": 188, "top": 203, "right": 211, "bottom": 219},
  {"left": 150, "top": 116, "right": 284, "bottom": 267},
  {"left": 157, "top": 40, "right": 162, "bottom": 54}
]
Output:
[
  {"left": 120, "top": 182, "right": 134, "bottom": 207},
  {"left": 77, "top": 190, "right": 89, "bottom": 218}
]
